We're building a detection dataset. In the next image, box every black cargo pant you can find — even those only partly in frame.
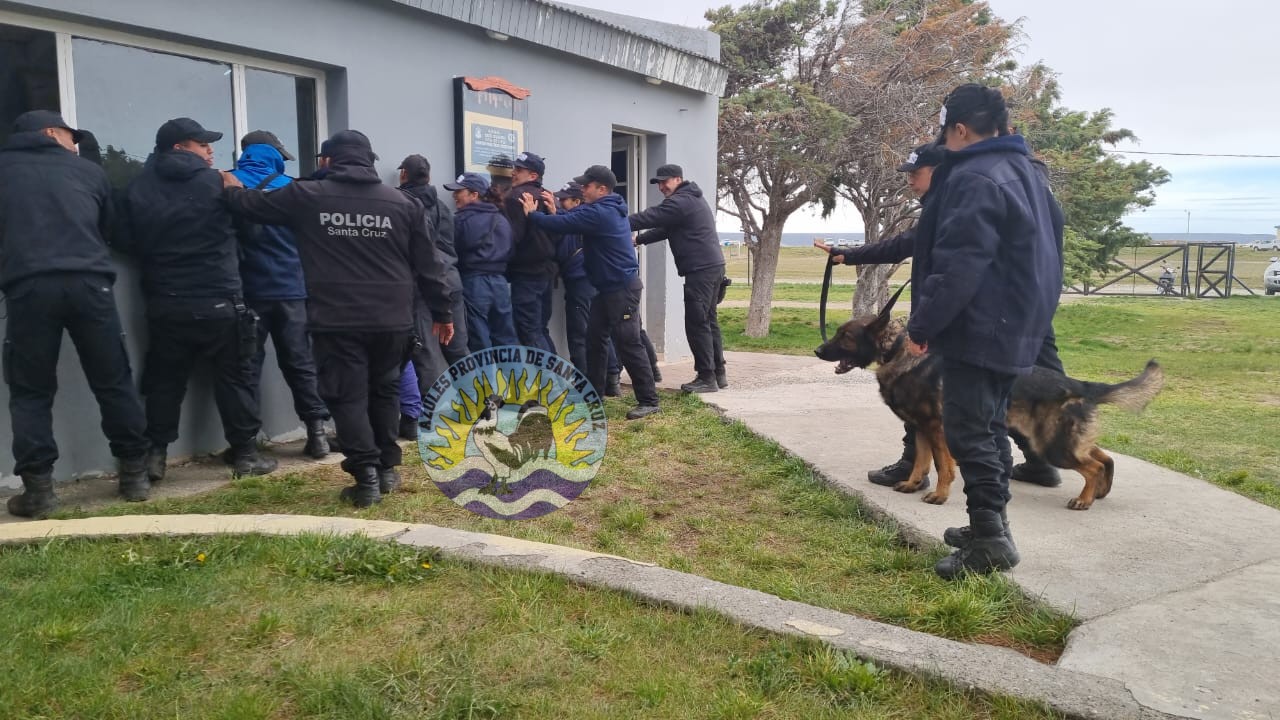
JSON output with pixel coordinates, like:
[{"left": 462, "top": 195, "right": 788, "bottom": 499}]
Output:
[
  {"left": 141, "top": 298, "right": 262, "bottom": 450},
  {"left": 248, "top": 299, "right": 328, "bottom": 423},
  {"left": 941, "top": 357, "right": 1017, "bottom": 521},
  {"left": 3, "top": 273, "right": 149, "bottom": 475},
  {"left": 587, "top": 278, "right": 658, "bottom": 407},
  {"left": 409, "top": 294, "right": 468, "bottom": 399},
  {"left": 683, "top": 265, "right": 726, "bottom": 377},
  {"left": 312, "top": 330, "right": 410, "bottom": 475}
]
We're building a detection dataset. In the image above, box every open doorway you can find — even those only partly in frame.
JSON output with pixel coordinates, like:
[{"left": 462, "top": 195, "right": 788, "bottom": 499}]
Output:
[
  {"left": 611, "top": 129, "right": 663, "bottom": 352},
  {"left": 0, "top": 24, "right": 59, "bottom": 146}
]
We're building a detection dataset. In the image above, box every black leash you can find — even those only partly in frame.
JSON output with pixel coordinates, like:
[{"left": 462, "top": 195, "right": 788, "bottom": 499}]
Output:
[{"left": 819, "top": 258, "right": 835, "bottom": 342}]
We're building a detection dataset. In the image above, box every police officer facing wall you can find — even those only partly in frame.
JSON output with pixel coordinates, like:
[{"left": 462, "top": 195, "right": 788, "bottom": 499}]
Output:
[
  {"left": 521, "top": 164, "right": 660, "bottom": 420},
  {"left": 221, "top": 130, "right": 458, "bottom": 508},
  {"left": 629, "top": 164, "right": 727, "bottom": 394},
  {"left": 117, "top": 117, "right": 277, "bottom": 486},
  {"left": 0, "top": 110, "right": 151, "bottom": 517},
  {"left": 502, "top": 151, "right": 559, "bottom": 354},
  {"left": 232, "top": 130, "right": 331, "bottom": 461}
]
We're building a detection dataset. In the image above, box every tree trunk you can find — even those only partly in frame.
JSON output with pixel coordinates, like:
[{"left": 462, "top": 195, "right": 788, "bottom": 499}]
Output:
[
  {"left": 745, "top": 219, "right": 784, "bottom": 337},
  {"left": 851, "top": 264, "right": 895, "bottom": 317}
]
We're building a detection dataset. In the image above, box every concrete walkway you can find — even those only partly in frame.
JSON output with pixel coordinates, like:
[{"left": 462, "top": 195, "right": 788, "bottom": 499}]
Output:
[
  {"left": 656, "top": 351, "right": 1280, "bottom": 720},
  {"left": 0, "top": 513, "right": 1174, "bottom": 720}
]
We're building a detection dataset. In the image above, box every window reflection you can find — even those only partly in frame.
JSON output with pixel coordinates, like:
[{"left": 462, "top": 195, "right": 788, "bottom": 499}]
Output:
[
  {"left": 72, "top": 38, "right": 234, "bottom": 188},
  {"left": 0, "top": 24, "right": 59, "bottom": 146},
  {"left": 244, "top": 67, "right": 317, "bottom": 178}
]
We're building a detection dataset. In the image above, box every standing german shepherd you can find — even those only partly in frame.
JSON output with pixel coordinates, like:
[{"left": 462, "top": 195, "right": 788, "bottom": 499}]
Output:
[{"left": 814, "top": 291, "right": 1164, "bottom": 510}]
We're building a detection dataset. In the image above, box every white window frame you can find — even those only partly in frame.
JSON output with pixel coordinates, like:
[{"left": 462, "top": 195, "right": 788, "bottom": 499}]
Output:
[{"left": 0, "top": 8, "right": 328, "bottom": 143}]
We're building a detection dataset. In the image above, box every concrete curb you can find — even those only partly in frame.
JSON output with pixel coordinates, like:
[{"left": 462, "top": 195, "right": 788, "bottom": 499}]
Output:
[{"left": 0, "top": 514, "right": 1183, "bottom": 720}]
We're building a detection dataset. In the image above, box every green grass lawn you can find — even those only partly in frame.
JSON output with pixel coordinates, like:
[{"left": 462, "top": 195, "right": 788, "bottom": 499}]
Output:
[
  {"left": 723, "top": 282, "right": 856, "bottom": 303},
  {"left": 722, "top": 296, "right": 1280, "bottom": 508},
  {"left": 0, "top": 534, "right": 1058, "bottom": 720},
  {"left": 58, "top": 393, "right": 1073, "bottom": 661}
]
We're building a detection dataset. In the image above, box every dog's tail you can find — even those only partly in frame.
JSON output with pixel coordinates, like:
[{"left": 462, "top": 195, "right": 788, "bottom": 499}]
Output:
[{"left": 1080, "top": 360, "right": 1164, "bottom": 413}]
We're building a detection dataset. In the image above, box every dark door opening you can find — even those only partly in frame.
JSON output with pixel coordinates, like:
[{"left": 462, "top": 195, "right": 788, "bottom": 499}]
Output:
[{"left": 0, "top": 23, "right": 59, "bottom": 146}]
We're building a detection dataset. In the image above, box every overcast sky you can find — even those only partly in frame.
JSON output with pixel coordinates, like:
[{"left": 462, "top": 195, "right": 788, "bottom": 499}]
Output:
[{"left": 569, "top": 0, "right": 1279, "bottom": 237}]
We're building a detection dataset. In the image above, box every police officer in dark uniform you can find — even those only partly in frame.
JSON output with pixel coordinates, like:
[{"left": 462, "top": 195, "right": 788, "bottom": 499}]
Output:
[
  {"left": 398, "top": 154, "right": 468, "bottom": 388},
  {"left": 907, "top": 84, "right": 1063, "bottom": 579},
  {"left": 502, "top": 151, "right": 558, "bottom": 354},
  {"left": 117, "top": 118, "right": 276, "bottom": 484},
  {"left": 221, "top": 130, "right": 458, "bottom": 507},
  {"left": 0, "top": 110, "right": 150, "bottom": 517},
  {"left": 629, "top": 164, "right": 727, "bottom": 393}
]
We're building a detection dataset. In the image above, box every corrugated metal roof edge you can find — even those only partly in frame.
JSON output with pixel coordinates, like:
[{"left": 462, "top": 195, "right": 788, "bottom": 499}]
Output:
[
  {"left": 536, "top": 0, "right": 718, "bottom": 62},
  {"left": 387, "top": 0, "right": 727, "bottom": 96}
]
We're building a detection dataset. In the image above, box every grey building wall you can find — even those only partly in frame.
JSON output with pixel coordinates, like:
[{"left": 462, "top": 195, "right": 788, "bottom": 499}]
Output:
[{"left": 0, "top": 0, "right": 719, "bottom": 484}]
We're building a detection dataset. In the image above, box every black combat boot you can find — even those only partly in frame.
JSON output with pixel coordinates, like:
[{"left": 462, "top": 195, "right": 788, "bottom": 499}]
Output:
[
  {"left": 304, "top": 419, "right": 330, "bottom": 459},
  {"left": 147, "top": 446, "right": 167, "bottom": 484},
  {"left": 118, "top": 455, "right": 151, "bottom": 503},
  {"left": 339, "top": 466, "right": 382, "bottom": 508},
  {"left": 605, "top": 374, "right": 622, "bottom": 397},
  {"left": 680, "top": 373, "right": 719, "bottom": 394},
  {"left": 398, "top": 414, "right": 418, "bottom": 441},
  {"left": 230, "top": 446, "right": 278, "bottom": 478},
  {"left": 715, "top": 370, "right": 728, "bottom": 390},
  {"left": 378, "top": 467, "right": 401, "bottom": 494},
  {"left": 943, "top": 509, "right": 1013, "bottom": 549},
  {"left": 626, "top": 404, "right": 661, "bottom": 420},
  {"left": 935, "top": 510, "right": 1020, "bottom": 580},
  {"left": 1011, "top": 457, "right": 1062, "bottom": 487},
  {"left": 7, "top": 471, "right": 58, "bottom": 519}
]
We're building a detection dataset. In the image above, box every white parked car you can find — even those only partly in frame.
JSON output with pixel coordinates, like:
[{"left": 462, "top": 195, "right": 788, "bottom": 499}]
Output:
[
  {"left": 1250, "top": 240, "right": 1280, "bottom": 252},
  {"left": 1265, "top": 257, "right": 1280, "bottom": 295}
]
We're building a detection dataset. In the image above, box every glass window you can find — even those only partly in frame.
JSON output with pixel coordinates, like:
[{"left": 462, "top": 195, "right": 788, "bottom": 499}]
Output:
[
  {"left": 244, "top": 67, "right": 317, "bottom": 179},
  {"left": 71, "top": 38, "right": 234, "bottom": 188},
  {"left": 0, "top": 24, "right": 59, "bottom": 146}
]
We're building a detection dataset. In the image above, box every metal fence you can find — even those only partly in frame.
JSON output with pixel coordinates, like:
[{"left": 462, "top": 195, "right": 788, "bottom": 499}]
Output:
[{"left": 1063, "top": 243, "right": 1260, "bottom": 298}]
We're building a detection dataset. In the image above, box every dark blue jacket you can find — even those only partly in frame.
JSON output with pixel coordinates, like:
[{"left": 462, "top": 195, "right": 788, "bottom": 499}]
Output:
[
  {"left": 454, "top": 201, "right": 513, "bottom": 275},
  {"left": 231, "top": 144, "right": 305, "bottom": 301},
  {"left": 528, "top": 194, "right": 636, "bottom": 293},
  {"left": 630, "top": 181, "right": 723, "bottom": 276},
  {"left": 555, "top": 232, "right": 588, "bottom": 283},
  {"left": 907, "top": 135, "right": 1063, "bottom": 375}
]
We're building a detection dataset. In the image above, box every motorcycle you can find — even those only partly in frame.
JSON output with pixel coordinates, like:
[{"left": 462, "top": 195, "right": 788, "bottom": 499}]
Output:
[{"left": 1157, "top": 265, "right": 1178, "bottom": 296}]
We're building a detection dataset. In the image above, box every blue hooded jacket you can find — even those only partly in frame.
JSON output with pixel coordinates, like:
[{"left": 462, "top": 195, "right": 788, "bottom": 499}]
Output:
[
  {"left": 906, "top": 134, "right": 1064, "bottom": 374},
  {"left": 231, "top": 144, "right": 306, "bottom": 301},
  {"left": 528, "top": 193, "right": 636, "bottom": 293}
]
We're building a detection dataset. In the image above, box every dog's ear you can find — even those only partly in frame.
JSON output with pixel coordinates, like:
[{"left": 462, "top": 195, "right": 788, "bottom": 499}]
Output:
[{"left": 873, "top": 283, "right": 910, "bottom": 328}]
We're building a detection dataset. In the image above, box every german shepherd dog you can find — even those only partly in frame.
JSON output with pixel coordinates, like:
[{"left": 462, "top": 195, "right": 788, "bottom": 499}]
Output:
[{"left": 814, "top": 290, "right": 1164, "bottom": 510}]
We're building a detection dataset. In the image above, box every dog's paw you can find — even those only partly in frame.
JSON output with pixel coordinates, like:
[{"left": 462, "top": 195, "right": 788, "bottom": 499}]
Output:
[
  {"left": 922, "top": 492, "right": 948, "bottom": 505},
  {"left": 1066, "top": 498, "right": 1093, "bottom": 510},
  {"left": 893, "top": 480, "right": 922, "bottom": 494}
]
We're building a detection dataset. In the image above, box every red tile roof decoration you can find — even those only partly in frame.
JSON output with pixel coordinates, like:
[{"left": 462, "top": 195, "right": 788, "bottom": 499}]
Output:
[{"left": 462, "top": 77, "right": 532, "bottom": 100}]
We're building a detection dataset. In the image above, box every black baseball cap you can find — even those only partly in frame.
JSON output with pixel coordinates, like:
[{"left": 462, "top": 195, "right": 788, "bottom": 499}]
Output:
[
  {"left": 321, "top": 129, "right": 378, "bottom": 161},
  {"left": 241, "top": 129, "right": 295, "bottom": 161},
  {"left": 649, "top": 163, "right": 683, "bottom": 184},
  {"left": 156, "top": 117, "right": 222, "bottom": 149},
  {"left": 513, "top": 151, "right": 546, "bottom": 176},
  {"left": 896, "top": 142, "right": 944, "bottom": 172},
  {"left": 939, "top": 83, "right": 1006, "bottom": 132},
  {"left": 443, "top": 172, "right": 490, "bottom": 194},
  {"left": 554, "top": 181, "right": 584, "bottom": 200},
  {"left": 398, "top": 154, "right": 430, "bottom": 181},
  {"left": 13, "top": 110, "right": 84, "bottom": 143},
  {"left": 573, "top": 164, "right": 617, "bottom": 190}
]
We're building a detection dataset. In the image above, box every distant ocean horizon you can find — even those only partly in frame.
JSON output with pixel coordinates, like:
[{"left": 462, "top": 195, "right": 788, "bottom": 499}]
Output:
[{"left": 717, "top": 232, "right": 1275, "bottom": 248}]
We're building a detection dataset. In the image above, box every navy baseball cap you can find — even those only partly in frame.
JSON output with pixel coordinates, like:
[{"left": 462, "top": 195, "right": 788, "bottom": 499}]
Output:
[
  {"left": 896, "top": 142, "right": 944, "bottom": 172},
  {"left": 444, "top": 172, "right": 489, "bottom": 194},
  {"left": 398, "top": 154, "right": 431, "bottom": 180},
  {"left": 13, "top": 110, "right": 84, "bottom": 143},
  {"left": 156, "top": 117, "right": 222, "bottom": 149},
  {"left": 554, "top": 181, "right": 584, "bottom": 200},
  {"left": 513, "top": 151, "right": 545, "bottom": 176},
  {"left": 939, "top": 83, "right": 1006, "bottom": 132},
  {"left": 649, "top": 163, "right": 683, "bottom": 184}
]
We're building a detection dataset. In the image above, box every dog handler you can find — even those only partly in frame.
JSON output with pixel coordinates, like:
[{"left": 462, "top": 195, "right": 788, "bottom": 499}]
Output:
[
  {"left": 815, "top": 141, "right": 943, "bottom": 489},
  {"left": 905, "top": 84, "right": 1063, "bottom": 579}
]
